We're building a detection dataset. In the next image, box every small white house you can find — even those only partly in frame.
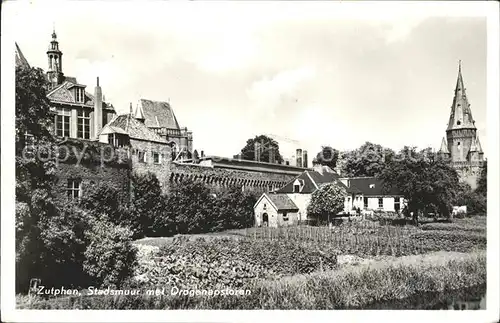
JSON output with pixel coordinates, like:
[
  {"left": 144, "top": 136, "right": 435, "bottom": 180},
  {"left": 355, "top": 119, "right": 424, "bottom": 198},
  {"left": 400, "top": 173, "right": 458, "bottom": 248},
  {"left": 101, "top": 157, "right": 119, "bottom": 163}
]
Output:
[
  {"left": 339, "top": 177, "right": 407, "bottom": 214},
  {"left": 264, "top": 165, "right": 407, "bottom": 224},
  {"left": 254, "top": 193, "right": 299, "bottom": 228}
]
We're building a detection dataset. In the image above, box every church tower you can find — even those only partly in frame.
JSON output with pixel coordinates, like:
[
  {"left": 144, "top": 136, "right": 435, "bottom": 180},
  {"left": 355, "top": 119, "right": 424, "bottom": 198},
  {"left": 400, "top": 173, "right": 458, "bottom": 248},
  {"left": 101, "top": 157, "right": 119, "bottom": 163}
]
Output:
[
  {"left": 46, "top": 28, "right": 65, "bottom": 87},
  {"left": 441, "top": 61, "right": 484, "bottom": 189}
]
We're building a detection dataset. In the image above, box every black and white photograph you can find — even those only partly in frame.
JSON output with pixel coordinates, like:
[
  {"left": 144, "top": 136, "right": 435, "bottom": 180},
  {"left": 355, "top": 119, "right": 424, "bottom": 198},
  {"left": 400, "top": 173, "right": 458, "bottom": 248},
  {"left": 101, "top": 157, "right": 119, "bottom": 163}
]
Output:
[{"left": 1, "top": 1, "right": 499, "bottom": 322}]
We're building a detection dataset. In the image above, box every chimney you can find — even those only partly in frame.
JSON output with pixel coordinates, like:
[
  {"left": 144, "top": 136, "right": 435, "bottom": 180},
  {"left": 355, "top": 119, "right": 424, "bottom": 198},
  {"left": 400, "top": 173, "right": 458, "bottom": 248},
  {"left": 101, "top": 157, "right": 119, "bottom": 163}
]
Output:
[
  {"left": 94, "top": 77, "right": 103, "bottom": 138},
  {"left": 302, "top": 150, "right": 308, "bottom": 168},
  {"left": 201, "top": 150, "right": 205, "bottom": 158},
  {"left": 254, "top": 142, "right": 261, "bottom": 162},
  {"left": 296, "top": 148, "right": 303, "bottom": 168},
  {"left": 269, "top": 145, "right": 276, "bottom": 164}
]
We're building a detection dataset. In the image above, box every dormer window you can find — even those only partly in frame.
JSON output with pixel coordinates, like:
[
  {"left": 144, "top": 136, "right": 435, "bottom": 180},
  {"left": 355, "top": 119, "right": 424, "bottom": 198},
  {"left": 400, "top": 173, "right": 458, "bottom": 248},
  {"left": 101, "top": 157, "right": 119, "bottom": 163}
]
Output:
[
  {"left": 293, "top": 178, "right": 304, "bottom": 193},
  {"left": 369, "top": 184, "right": 375, "bottom": 189},
  {"left": 75, "top": 87, "right": 85, "bottom": 103}
]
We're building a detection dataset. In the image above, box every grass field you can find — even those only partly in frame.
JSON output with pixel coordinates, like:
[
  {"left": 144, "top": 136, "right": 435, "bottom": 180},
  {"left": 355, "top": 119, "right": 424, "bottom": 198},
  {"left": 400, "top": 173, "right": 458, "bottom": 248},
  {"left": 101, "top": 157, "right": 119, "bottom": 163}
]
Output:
[{"left": 18, "top": 250, "right": 486, "bottom": 309}]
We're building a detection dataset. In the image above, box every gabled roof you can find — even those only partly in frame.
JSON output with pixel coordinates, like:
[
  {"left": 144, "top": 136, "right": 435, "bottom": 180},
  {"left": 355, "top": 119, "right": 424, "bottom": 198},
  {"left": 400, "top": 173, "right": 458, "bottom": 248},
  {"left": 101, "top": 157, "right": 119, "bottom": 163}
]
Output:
[
  {"left": 343, "top": 177, "right": 402, "bottom": 196},
  {"left": 139, "top": 99, "right": 180, "bottom": 130},
  {"left": 255, "top": 193, "right": 298, "bottom": 211},
  {"left": 47, "top": 80, "right": 114, "bottom": 111},
  {"left": 15, "top": 42, "right": 30, "bottom": 68},
  {"left": 105, "top": 114, "right": 168, "bottom": 144}
]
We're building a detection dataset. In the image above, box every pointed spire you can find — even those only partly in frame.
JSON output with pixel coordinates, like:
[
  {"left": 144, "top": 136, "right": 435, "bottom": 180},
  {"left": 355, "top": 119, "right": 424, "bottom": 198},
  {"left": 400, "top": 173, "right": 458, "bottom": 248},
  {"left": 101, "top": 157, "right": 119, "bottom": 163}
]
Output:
[
  {"left": 15, "top": 42, "right": 30, "bottom": 68},
  {"left": 438, "top": 137, "right": 450, "bottom": 154},
  {"left": 475, "top": 135, "right": 483, "bottom": 153},
  {"left": 447, "top": 61, "right": 476, "bottom": 131},
  {"left": 134, "top": 101, "right": 145, "bottom": 122}
]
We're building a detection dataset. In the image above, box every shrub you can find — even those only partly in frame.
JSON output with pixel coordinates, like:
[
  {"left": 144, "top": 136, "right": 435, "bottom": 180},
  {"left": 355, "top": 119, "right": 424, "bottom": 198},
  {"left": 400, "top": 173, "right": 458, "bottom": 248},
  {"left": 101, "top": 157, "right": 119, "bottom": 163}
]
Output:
[
  {"left": 16, "top": 194, "right": 91, "bottom": 292},
  {"left": 83, "top": 218, "right": 138, "bottom": 287}
]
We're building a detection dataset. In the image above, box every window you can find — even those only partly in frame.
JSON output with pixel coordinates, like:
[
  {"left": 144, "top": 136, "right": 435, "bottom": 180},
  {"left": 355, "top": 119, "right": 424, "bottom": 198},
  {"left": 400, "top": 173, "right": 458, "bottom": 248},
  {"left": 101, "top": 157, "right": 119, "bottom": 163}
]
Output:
[
  {"left": 75, "top": 88, "right": 85, "bottom": 103},
  {"left": 283, "top": 212, "right": 288, "bottom": 221},
  {"left": 457, "top": 142, "right": 461, "bottom": 146},
  {"left": 364, "top": 197, "right": 368, "bottom": 208},
  {"left": 369, "top": 184, "right": 375, "bottom": 189},
  {"left": 378, "top": 198, "right": 383, "bottom": 208},
  {"left": 152, "top": 151, "right": 161, "bottom": 164},
  {"left": 55, "top": 108, "right": 71, "bottom": 137},
  {"left": 67, "top": 179, "right": 81, "bottom": 200},
  {"left": 294, "top": 184, "right": 300, "bottom": 193},
  {"left": 394, "top": 197, "right": 401, "bottom": 211},
  {"left": 77, "top": 110, "right": 90, "bottom": 139},
  {"left": 138, "top": 151, "right": 147, "bottom": 163},
  {"left": 457, "top": 120, "right": 461, "bottom": 125}
]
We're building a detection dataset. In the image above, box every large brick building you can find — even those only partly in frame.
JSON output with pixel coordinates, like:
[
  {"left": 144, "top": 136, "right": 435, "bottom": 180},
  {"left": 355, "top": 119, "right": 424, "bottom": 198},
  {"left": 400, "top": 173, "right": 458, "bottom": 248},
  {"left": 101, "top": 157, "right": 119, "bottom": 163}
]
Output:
[
  {"left": 15, "top": 30, "right": 307, "bottom": 200},
  {"left": 437, "top": 62, "right": 485, "bottom": 190}
]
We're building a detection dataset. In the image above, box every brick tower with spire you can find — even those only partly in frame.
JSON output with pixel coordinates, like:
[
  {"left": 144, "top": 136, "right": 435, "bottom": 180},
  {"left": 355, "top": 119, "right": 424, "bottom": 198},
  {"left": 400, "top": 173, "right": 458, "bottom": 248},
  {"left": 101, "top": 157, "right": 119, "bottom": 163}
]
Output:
[{"left": 438, "top": 61, "right": 484, "bottom": 190}]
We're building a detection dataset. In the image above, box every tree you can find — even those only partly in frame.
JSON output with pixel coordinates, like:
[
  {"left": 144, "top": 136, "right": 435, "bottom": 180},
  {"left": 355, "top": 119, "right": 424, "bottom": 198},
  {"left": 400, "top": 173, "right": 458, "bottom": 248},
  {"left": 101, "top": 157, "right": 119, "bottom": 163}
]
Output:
[
  {"left": 476, "top": 160, "right": 487, "bottom": 196},
  {"left": 312, "top": 146, "right": 339, "bottom": 170},
  {"left": 213, "top": 187, "right": 258, "bottom": 230},
  {"left": 130, "top": 171, "right": 163, "bottom": 238},
  {"left": 15, "top": 66, "right": 53, "bottom": 148},
  {"left": 166, "top": 179, "right": 217, "bottom": 234},
  {"left": 377, "top": 147, "right": 461, "bottom": 224},
  {"left": 238, "top": 135, "right": 284, "bottom": 163},
  {"left": 80, "top": 181, "right": 130, "bottom": 225},
  {"left": 455, "top": 182, "right": 486, "bottom": 216},
  {"left": 306, "top": 182, "right": 347, "bottom": 225},
  {"left": 340, "top": 142, "right": 395, "bottom": 177}
]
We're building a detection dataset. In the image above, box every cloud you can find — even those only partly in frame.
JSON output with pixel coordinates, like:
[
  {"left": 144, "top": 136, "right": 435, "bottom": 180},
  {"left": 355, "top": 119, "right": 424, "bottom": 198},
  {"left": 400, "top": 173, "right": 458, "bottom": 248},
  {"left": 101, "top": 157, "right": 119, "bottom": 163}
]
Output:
[
  {"left": 246, "top": 66, "right": 316, "bottom": 114},
  {"left": 380, "top": 17, "right": 426, "bottom": 44}
]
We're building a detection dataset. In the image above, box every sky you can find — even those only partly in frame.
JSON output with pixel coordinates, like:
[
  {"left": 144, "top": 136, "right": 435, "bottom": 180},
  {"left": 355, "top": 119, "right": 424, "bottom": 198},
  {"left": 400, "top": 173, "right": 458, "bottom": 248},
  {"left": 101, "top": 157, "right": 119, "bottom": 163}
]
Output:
[{"left": 5, "top": 1, "right": 489, "bottom": 161}]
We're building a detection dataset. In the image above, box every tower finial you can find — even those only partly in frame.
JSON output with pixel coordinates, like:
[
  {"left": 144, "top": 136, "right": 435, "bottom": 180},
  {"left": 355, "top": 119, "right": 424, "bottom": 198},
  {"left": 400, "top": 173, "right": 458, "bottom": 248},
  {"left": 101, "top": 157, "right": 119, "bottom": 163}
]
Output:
[
  {"left": 459, "top": 60, "right": 462, "bottom": 72},
  {"left": 52, "top": 22, "right": 57, "bottom": 39}
]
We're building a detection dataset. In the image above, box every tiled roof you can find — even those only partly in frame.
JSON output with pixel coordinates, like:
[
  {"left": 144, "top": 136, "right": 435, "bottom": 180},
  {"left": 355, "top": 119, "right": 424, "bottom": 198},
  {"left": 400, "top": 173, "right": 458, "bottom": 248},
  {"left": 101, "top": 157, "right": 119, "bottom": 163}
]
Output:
[
  {"left": 277, "top": 167, "right": 342, "bottom": 194},
  {"left": 344, "top": 177, "right": 402, "bottom": 196},
  {"left": 265, "top": 193, "right": 298, "bottom": 210},
  {"left": 106, "top": 114, "right": 168, "bottom": 143},
  {"left": 139, "top": 99, "right": 180, "bottom": 130}
]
